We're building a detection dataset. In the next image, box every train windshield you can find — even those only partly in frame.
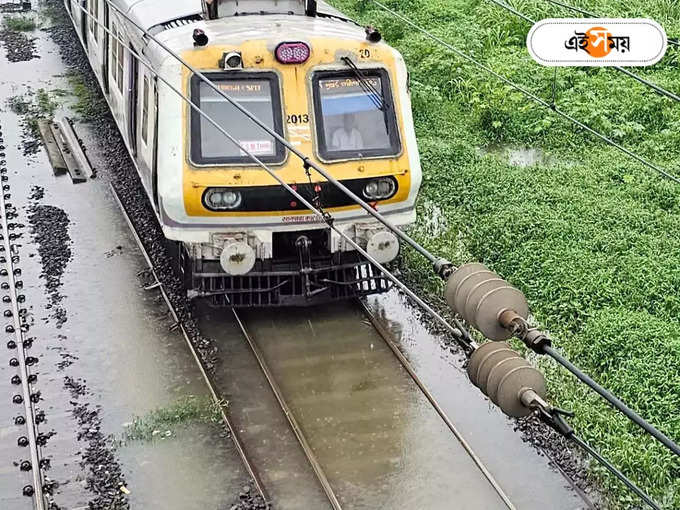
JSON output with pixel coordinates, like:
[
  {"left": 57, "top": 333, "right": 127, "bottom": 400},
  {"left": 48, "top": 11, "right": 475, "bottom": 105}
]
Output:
[
  {"left": 190, "top": 73, "right": 285, "bottom": 165},
  {"left": 312, "top": 70, "right": 401, "bottom": 161}
]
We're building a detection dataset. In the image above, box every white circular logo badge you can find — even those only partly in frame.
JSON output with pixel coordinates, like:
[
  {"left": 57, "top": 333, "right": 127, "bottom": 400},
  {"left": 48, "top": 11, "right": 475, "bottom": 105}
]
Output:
[{"left": 527, "top": 18, "right": 668, "bottom": 67}]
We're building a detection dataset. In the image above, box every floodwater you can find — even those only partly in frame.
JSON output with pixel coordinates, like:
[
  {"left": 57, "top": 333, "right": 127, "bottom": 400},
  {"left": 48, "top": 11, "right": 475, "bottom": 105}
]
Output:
[
  {"left": 366, "top": 290, "right": 589, "bottom": 510},
  {"left": 0, "top": 8, "right": 247, "bottom": 509},
  {"left": 479, "top": 144, "right": 557, "bottom": 167}
]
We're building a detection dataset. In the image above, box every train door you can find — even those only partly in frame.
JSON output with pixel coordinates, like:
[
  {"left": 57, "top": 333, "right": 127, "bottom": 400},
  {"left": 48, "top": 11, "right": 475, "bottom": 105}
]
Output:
[
  {"left": 81, "top": 0, "right": 88, "bottom": 50},
  {"left": 127, "top": 44, "right": 139, "bottom": 157},
  {"left": 137, "top": 71, "right": 157, "bottom": 197},
  {"left": 102, "top": 2, "right": 109, "bottom": 94}
]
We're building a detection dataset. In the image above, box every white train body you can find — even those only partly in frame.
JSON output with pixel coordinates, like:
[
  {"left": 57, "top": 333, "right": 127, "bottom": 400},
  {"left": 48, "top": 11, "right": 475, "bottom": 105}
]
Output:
[{"left": 65, "top": 0, "right": 422, "bottom": 306}]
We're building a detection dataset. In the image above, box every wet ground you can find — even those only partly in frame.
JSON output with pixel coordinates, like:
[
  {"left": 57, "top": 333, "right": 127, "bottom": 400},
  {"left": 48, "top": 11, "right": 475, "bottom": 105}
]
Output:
[
  {"left": 0, "top": 3, "right": 249, "bottom": 509},
  {"left": 0, "top": 1, "right": 600, "bottom": 509}
]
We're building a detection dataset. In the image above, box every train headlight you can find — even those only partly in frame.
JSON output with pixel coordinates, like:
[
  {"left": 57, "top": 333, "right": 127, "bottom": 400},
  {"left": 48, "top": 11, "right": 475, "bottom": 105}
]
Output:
[
  {"left": 362, "top": 178, "right": 396, "bottom": 201},
  {"left": 204, "top": 188, "right": 243, "bottom": 211},
  {"left": 275, "top": 42, "right": 310, "bottom": 64}
]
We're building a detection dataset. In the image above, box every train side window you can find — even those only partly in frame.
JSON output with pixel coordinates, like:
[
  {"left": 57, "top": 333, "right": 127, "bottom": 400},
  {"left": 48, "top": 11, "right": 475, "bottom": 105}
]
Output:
[
  {"left": 189, "top": 72, "right": 286, "bottom": 166},
  {"left": 116, "top": 33, "right": 125, "bottom": 92},
  {"left": 141, "top": 76, "right": 149, "bottom": 144},
  {"left": 311, "top": 69, "right": 401, "bottom": 161},
  {"left": 110, "top": 22, "right": 119, "bottom": 90},
  {"left": 88, "top": 0, "right": 98, "bottom": 42}
]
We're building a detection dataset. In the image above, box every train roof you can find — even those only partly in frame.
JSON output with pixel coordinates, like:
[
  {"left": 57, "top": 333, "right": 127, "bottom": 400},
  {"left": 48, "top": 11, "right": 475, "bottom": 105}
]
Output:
[{"left": 111, "top": 0, "right": 350, "bottom": 33}]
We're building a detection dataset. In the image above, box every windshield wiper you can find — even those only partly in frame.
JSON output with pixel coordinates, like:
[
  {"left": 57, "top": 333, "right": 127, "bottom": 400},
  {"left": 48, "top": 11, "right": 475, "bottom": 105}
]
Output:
[{"left": 341, "top": 56, "right": 386, "bottom": 111}]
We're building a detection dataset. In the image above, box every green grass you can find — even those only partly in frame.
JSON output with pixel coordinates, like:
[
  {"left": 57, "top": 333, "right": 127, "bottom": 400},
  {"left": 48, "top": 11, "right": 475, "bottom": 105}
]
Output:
[
  {"left": 121, "top": 396, "right": 224, "bottom": 442},
  {"left": 9, "top": 89, "right": 60, "bottom": 139},
  {"left": 66, "top": 71, "right": 109, "bottom": 121},
  {"left": 331, "top": 0, "right": 680, "bottom": 507},
  {"left": 2, "top": 16, "right": 37, "bottom": 32}
]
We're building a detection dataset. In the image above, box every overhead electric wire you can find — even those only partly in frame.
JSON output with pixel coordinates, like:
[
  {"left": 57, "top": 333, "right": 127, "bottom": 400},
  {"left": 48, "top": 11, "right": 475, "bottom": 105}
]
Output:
[
  {"left": 541, "top": 0, "right": 680, "bottom": 48},
  {"left": 367, "top": 0, "right": 680, "bottom": 185},
  {"left": 84, "top": 0, "right": 680, "bottom": 479},
  {"left": 72, "top": 4, "right": 480, "bottom": 358},
  {"left": 544, "top": 345, "right": 680, "bottom": 457},
  {"left": 570, "top": 434, "right": 661, "bottom": 510},
  {"left": 104, "top": 0, "right": 445, "bottom": 271},
  {"left": 367, "top": 0, "right": 680, "bottom": 461},
  {"left": 487, "top": 0, "right": 680, "bottom": 103}
]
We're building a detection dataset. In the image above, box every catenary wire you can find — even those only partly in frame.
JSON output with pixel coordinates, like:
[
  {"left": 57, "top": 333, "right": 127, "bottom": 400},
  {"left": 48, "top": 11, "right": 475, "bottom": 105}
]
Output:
[
  {"left": 73, "top": 4, "right": 479, "bottom": 355},
  {"left": 367, "top": 0, "right": 680, "bottom": 185},
  {"left": 570, "top": 434, "right": 661, "bottom": 510},
  {"left": 70, "top": 10, "right": 524, "bottom": 505},
  {"left": 104, "top": 0, "right": 445, "bottom": 269},
  {"left": 540, "top": 0, "right": 680, "bottom": 48},
  {"left": 544, "top": 345, "right": 680, "bottom": 457},
  {"left": 83, "top": 0, "right": 680, "bottom": 468},
  {"left": 486, "top": 0, "right": 680, "bottom": 103},
  {"left": 367, "top": 0, "right": 680, "bottom": 461}
]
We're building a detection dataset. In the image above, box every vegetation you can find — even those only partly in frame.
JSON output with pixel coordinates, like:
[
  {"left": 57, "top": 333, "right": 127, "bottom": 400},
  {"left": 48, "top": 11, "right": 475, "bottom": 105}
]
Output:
[
  {"left": 8, "top": 88, "right": 60, "bottom": 138},
  {"left": 2, "top": 15, "right": 37, "bottom": 32},
  {"left": 122, "top": 396, "right": 224, "bottom": 442},
  {"left": 66, "top": 71, "right": 109, "bottom": 121},
  {"left": 331, "top": 0, "right": 680, "bottom": 507}
]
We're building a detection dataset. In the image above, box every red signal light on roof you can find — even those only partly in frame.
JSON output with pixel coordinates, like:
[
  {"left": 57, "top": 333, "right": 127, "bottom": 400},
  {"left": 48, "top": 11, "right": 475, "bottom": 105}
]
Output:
[{"left": 275, "top": 42, "right": 311, "bottom": 64}]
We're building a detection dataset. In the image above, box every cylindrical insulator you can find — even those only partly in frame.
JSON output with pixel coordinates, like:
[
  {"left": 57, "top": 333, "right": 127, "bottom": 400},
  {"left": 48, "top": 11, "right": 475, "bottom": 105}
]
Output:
[
  {"left": 467, "top": 342, "right": 547, "bottom": 418},
  {"left": 445, "top": 262, "right": 488, "bottom": 313},
  {"left": 495, "top": 365, "right": 546, "bottom": 417},
  {"left": 486, "top": 356, "right": 529, "bottom": 404},
  {"left": 475, "top": 348, "right": 521, "bottom": 395},
  {"left": 467, "top": 341, "right": 511, "bottom": 386},
  {"left": 473, "top": 285, "right": 529, "bottom": 341},
  {"left": 463, "top": 278, "right": 506, "bottom": 328},
  {"left": 446, "top": 263, "right": 531, "bottom": 341},
  {"left": 468, "top": 341, "right": 520, "bottom": 389}
]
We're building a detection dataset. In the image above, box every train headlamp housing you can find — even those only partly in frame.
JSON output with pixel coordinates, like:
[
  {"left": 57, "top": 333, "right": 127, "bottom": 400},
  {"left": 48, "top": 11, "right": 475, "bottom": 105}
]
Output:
[
  {"left": 275, "top": 42, "right": 310, "bottom": 64},
  {"left": 362, "top": 177, "right": 397, "bottom": 201},
  {"left": 204, "top": 188, "right": 243, "bottom": 211}
]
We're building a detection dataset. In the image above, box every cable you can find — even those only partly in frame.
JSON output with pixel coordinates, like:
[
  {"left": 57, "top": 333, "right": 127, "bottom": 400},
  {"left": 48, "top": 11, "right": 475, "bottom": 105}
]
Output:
[
  {"left": 488, "top": 0, "right": 680, "bottom": 103},
  {"left": 543, "top": 345, "right": 680, "bottom": 457},
  {"left": 541, "top": 0, "right": 680, "bottom": 48},
  {"left": 70, "top": 3, "right": 478, "bottom": 353},
  {"left": 367, "top": 0, "right": 680, "bottom": 185},
  {"left": 570, "top": 434, "right": 661, "bottom": 510},
  {"left": 104, "top": 0, "right": 445, "bottom": 270}
]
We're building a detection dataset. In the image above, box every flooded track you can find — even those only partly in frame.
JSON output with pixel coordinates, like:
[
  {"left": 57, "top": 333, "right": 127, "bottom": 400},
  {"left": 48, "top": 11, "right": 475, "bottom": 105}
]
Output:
[{"left": 0, "top": 2, "right": 598, "bottom": 508}]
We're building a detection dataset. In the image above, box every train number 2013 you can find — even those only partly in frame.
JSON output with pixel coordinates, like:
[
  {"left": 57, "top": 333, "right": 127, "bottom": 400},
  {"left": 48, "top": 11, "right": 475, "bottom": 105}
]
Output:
[{"left": 287, "top": 114, "right": 309, "bottom": 124}]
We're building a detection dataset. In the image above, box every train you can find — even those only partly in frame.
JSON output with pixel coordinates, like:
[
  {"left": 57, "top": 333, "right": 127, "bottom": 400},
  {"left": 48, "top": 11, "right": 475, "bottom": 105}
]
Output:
[{"left": 65, "top": 0, "right": 422, "bottom": 306}]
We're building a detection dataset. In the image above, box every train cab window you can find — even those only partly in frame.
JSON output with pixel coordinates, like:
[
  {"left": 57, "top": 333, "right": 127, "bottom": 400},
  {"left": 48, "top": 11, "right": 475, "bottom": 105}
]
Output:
[
  {"left": 312, "top": 69, "right": 401, "bottom": 161},
  {"left": 190, "top": 73, "right": 285, "bottom": 166}
]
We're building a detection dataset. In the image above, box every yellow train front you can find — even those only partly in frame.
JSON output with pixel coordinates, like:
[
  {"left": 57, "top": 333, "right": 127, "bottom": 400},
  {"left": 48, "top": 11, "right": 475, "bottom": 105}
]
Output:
[{"left": 152, "top": 0, "right": 422, "bottom": 306}]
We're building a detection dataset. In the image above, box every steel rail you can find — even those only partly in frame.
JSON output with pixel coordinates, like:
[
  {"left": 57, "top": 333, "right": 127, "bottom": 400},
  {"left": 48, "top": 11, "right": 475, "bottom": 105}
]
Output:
[
  {"left": 367, "top": 0, "right": 680, "bottom": 185},
  {"left": 360, "top": 300, "right": 516, "bottom": 509},
  {"left": 486, "top": 0, "right": 680, "bottom": 103},
  {"left": 103, "top": 0, "right": 443, "bottom": 268},
  {"left": 231, "top": 310, "right": 343, "bottom": 510},
  {"left": 72, "top": 4, "right": 475, "bottom": 351},
  {"left": 0, "top": 175, "right": 45, "bottom": 508},
  {"left": 108, "top": 184, "right": 271, "bottom": 505},
  {"left": 75, "top": 0, "right": 475, "bottom": 352}
]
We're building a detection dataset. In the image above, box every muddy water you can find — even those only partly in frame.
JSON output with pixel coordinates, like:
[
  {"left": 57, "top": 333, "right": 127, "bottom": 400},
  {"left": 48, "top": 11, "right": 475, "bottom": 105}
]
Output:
[
  {"left": 240, "top": 303, "right": 510, "bottom": 509},
  {"left": 0, "top": 8, "right": 248, "bottom": 509},
  {"left": 367, "top": 290, "right": 589, "bottom": 510}
]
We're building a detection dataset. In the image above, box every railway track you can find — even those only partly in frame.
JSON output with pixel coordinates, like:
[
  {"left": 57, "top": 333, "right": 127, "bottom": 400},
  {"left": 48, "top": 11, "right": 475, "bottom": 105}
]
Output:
[
  {"left": 111, "top": 185, "right": 516, "bottom": 509},
  {"left": 0, "top": 126, "right": 48, "bottom": 510}
]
